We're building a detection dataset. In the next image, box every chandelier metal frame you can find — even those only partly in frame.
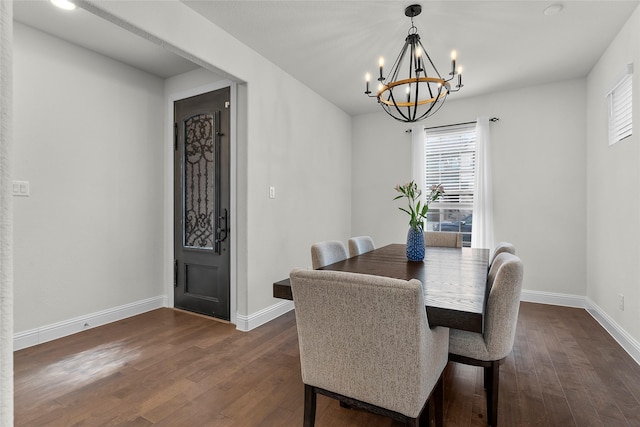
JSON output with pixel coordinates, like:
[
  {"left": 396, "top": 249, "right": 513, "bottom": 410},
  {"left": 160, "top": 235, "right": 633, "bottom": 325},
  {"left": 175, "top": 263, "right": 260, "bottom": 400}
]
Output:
[{"left": 365, "top": 4, "right": 463, "bottom": 123}]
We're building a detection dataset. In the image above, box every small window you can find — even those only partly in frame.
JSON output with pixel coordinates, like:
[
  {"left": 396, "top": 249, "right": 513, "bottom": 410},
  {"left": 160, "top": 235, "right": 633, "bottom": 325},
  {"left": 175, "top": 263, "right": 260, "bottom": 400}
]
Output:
[{"left": 607, "top": 63, "right": 633, "bottom": 146}]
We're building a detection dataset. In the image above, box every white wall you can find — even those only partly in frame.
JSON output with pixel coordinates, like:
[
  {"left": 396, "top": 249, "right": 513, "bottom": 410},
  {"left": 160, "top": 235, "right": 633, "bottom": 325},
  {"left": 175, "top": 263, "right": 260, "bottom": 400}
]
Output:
[
  {"left": 239, "top": 57, "right": 352, "bottom": 315},
  {"left": 586, "top": 6, "right": 640, "bottom": 344},
  {"left": 352, "top": 78, "right": 587, "bottom": 296},
  {"left": 164, "top": 67, "right": 227, "bottom": 94},
  {"left": 84, "top": 1, "right": 353, "bottom": 317},
  {"left": 13, "top": 0, "right": 353, "bottom": 337},
  {"left": 13, "top": 23, "right": 165, "bottom": 332}
]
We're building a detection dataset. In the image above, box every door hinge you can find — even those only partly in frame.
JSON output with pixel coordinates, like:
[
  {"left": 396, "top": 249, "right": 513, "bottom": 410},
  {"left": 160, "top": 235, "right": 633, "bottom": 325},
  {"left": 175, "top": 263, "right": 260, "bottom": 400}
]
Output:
[
  {"left": 174, "top": 260, "right": 178, "bottom": 287},
  {"left": 174, "top": 123, "right": 178, "bottom": 151},
  {"left": 225, "top": 101, "right": 230, "bottom": 109}
]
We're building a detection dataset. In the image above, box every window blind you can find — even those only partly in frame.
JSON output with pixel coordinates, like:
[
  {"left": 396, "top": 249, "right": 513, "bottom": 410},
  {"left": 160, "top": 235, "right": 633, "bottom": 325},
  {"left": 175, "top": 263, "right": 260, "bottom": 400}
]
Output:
[
  {"left": 607, "top": 64, "right": 633, "bottom": 145},
  {"left": 424, "top": 124, "right": 476, "bottom": 208}
]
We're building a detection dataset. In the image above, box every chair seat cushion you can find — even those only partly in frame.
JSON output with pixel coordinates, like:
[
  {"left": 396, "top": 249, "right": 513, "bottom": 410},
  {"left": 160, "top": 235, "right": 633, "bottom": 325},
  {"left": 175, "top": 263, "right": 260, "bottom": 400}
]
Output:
[{"left": 449, "top": 328, "right": 491, "bottom": 361}]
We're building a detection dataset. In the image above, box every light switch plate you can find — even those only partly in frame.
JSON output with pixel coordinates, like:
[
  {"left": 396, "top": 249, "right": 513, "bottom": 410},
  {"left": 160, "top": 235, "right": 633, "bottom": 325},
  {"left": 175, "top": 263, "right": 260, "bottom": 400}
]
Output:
[
  {"left": 12, "top": 180, "right": 30, "bottom": 197},
  {"left": 269, "top": 186, "right": 276, "bottom": 199}
]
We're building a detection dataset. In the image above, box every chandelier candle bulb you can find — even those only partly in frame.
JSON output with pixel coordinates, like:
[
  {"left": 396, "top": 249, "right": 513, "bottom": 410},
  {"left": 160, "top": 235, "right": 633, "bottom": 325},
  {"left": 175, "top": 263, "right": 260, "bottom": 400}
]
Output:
[
  {"left": 457, "top": 66, "right": 463, "bottom": 87},
  {"left": 451, "top": 50, "right": 457, "bottom": 75},
  {"left": 365, "top": 72, "right": 371, "bottom": 94},
  {"left": 378, "top": 57, "right": 384, "bottom": 81}
]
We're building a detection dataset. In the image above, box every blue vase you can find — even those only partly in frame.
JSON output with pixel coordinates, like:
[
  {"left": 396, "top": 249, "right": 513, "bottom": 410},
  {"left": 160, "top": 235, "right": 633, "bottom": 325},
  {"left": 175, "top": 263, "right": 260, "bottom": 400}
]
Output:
[{"left": 406, "top": 226, "right": 425, "bottom": 261}]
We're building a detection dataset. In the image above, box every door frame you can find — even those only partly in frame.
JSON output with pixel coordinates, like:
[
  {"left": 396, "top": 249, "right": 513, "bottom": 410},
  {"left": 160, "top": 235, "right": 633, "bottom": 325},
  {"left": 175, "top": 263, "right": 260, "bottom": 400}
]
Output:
[{"left": 166, "top": 80, "right": 237, "bottom": 325}]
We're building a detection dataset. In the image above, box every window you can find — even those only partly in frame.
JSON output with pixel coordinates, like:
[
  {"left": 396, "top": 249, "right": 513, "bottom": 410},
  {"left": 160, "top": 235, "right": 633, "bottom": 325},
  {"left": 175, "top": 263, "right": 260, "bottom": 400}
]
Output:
[
  {"left": 424, "top": 124, "right": 476, "bottom": 246},
  {"left": 607, "top": 63, "right": 633, "bottom": 146}
]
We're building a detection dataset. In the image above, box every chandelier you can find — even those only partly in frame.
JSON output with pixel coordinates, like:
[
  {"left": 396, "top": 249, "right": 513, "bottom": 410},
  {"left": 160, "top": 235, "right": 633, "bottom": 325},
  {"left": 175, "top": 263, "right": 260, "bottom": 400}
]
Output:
[{"left": 364, "top": 4, "right": 463, "bottom": 123}]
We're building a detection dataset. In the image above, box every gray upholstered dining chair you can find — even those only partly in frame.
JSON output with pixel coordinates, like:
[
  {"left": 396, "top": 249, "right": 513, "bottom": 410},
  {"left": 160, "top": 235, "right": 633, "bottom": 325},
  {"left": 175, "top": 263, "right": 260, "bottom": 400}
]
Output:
[
  {"left": 289, "top": 268, "right": 449, "bottom": 427},
  {"left": 489, "top": 242, "right": 516, "bottom": 266},
  {"left": 347, "top": 235, "right": 375, "bottom": 257},
  {"left": 310, "top": 240, "right": 348, "bottom": 269},
  {"left": 448, "top": 252, "right": 523, "bottom": 427},
  {"left": 425, "top": 231, "right": 463, "bottom": 248}
]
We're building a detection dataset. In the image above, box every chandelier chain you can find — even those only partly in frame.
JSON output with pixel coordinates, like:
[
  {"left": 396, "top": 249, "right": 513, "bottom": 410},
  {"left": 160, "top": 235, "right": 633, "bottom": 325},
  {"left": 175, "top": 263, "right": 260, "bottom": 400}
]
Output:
[{"left": 408, "top": 16, "right": 418, "bottom": 35}]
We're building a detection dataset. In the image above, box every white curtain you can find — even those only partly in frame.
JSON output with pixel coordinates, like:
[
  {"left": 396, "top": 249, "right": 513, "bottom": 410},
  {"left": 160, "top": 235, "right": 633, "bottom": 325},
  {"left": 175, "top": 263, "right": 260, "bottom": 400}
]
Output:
[
  {"left": 0, "top": 1, "right": 14, "bottom": 425},
  {"left": 410, "top": 125, "right": 426, "bottom": 204},
  {"left": 471, "top": 117, "right": 494, "bottom": 249}
]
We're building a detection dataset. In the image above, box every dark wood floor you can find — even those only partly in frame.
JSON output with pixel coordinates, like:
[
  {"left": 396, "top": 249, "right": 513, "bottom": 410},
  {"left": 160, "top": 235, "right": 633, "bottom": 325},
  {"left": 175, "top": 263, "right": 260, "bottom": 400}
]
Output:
[{"left": 14, "top": 302, "right": 640, "bottom": 426}]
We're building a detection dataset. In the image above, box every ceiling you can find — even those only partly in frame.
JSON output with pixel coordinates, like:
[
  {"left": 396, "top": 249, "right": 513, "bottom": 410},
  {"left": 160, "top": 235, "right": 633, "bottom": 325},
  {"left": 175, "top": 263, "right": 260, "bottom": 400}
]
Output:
[
  {"left": 13, "top": 0, "right": 201, "bottom": 78},
  {"left": 13, "top": 0, "right": 640, "bottom": 116}
]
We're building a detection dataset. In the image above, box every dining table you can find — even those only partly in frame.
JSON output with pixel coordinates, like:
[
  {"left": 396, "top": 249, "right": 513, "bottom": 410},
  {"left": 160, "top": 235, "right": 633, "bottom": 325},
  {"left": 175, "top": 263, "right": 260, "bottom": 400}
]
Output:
[{"left": 273, "top": 243, "right": 490, "bottom": 332}]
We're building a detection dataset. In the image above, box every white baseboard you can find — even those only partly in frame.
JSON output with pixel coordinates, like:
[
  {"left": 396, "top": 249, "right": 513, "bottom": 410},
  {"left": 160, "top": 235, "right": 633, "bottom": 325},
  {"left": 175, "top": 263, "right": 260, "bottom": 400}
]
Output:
[
  {"left": 13, "top": 295, "right": 294, "bottom": 350},
  {"left": 14, "top": 290, "right": 639, "bottom": 367},
  {"left": 520, "top": 289, "right": 639, "bottom": 365},
  {"left": 520, "top": 289, "right": 586, "bottom": 308},
  {"left": 238, "top": 292, "right": 640, "bottom": 367},
  {"left": 584, "top": 297, "right": 640, "bottom": 365},
  {"left": 13, "top": 295, "right": 167, "bottom": 351},
  {"left": 235, "top": 300, "right": 294, "bottom": 332}
]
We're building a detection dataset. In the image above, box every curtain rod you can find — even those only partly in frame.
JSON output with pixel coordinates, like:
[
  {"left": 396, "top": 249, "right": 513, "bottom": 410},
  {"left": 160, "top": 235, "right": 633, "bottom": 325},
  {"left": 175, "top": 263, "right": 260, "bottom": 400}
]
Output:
[{"left": 405, "top": 117, "right": 499, "bottom": 133}]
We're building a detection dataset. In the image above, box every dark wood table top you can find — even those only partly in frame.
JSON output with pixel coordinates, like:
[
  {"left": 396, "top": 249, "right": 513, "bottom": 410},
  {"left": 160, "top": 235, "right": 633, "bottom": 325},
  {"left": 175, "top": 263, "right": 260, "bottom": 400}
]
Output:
[{"left": 273, "top": 244, "right": 490, "bottom": 332}]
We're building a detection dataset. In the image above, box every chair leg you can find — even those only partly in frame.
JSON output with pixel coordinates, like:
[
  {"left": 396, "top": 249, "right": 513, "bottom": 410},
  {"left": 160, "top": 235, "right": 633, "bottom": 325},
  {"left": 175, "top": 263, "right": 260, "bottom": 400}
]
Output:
[
  {"left": 434, "top": 376, "right": 444, "bottom": 427},
  {"left": 484, "top": 365, "right": 490, "bottom": 389},
  {"left": 304, "top": 384, "right": 317, "bottom": 427},
  {"left": 486, "top": 361, "right": 500, "bottom": 426},
  {"left": 419, "top": 375, "right": 443, "bottom": 427},
  {"left": 418, "top": 398, "right": 430, "bottom": 427}
]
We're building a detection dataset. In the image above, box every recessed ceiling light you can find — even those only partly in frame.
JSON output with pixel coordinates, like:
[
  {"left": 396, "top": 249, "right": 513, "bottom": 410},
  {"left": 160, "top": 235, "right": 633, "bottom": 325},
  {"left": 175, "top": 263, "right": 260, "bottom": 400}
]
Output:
[
  {"left": 50, "top": 0, "right": 76, "bottom": 11},
  {"left": 543, "top": 4, "right": 564, "bottom": 16}
]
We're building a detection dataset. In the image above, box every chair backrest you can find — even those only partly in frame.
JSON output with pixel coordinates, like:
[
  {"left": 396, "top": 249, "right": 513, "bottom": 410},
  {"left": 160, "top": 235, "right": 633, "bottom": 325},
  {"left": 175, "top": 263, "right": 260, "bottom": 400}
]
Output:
[
  {"left": 484, "top": 253, "right": 524, "bottom": 360},
  {"left": 347, "top": 236, "right": 375, "bottom": 257},
  {"left": 310, "top": 240, "right": 348, "bottom": 269},
  {"left": 289, "top": 268, "right": 449, "bottom": 418},
  {"left": 424, "top": 231, "right": 462, "bottom": 248},
  {"left": 489, "top": 242, "right": 516, "bottom": 266},
  {"left": 486, "top": 251, "right": 507, "bottom": 290}
]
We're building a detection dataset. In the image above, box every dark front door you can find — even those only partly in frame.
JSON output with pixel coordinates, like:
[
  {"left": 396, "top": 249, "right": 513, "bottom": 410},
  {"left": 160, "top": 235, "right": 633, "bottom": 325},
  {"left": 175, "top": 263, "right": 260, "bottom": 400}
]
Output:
[{"left": 174, "top": 87, "right": 230, "bottom": 320}]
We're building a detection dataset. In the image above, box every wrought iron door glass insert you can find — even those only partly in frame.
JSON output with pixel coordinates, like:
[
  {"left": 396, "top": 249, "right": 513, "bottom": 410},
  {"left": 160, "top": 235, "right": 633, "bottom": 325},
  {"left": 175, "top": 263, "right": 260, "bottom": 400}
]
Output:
[{"left": 183, "top": 113, "right": 215, "bottom": 249}]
